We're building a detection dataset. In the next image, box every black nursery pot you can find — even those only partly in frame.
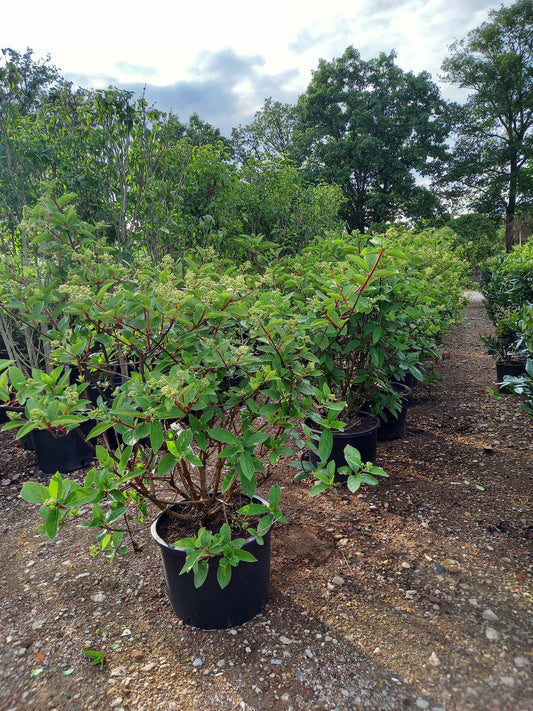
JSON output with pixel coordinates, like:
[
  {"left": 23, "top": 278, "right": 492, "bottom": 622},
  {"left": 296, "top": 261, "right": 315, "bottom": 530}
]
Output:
[
  {"left": 306, "top": 412, "right": 380, "bottom": 478},
  {"left": 377, "top": 383, "right": 413, "bottom": 442},
  {"left": 496, "top": 359, "right": 527, "bottom": 391},
  {"left": 151, "top": 497, "right": 271, "bottom": 629},
  {"left": 31, "top": 421, "right": 96, "bottom": 474}
]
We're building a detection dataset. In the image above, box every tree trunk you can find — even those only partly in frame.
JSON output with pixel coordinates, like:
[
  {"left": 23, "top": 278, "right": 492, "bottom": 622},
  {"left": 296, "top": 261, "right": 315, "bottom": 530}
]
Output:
[{"left": 505, "top": 158, "right": 518, "bottom": 253}]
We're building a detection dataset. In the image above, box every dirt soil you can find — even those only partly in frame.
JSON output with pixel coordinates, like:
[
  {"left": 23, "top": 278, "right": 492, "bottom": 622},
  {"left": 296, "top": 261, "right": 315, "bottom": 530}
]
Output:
[{"left": 1, "top": 293, "right": 532, "bottom": 711}]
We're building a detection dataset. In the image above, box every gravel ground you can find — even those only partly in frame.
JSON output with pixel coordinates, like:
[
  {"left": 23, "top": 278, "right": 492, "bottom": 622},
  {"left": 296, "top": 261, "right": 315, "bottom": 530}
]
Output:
[{"left": 0, "top": 293, "right": 532, "bottom": 711}]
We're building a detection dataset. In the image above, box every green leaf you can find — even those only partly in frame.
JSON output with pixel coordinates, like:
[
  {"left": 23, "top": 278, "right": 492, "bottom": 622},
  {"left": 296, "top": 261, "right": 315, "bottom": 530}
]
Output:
[
  {"left": 150, "top": 419, "right": 164, "bottom": 452},
  {"left": 217, "top": 560, "right": 232, "bottom": 589},
  {"left": 194, "top": 560, "right": 209, "bottom": 588},
  {"left": 245, "top": 431, "right": 270, "bottom": 447},
  {"left": 347, "top": 474, "right": 362, "bottom": 493},
  {"left": 239, "top": 451, "right": 255, "bottom": 480},
  {"left": 20, "top": 481, "right": 49, "bottom": 504},
  {"left": 318, "top": 428, "right": 332, "bottom": 462},
  {"left": 207, "top": 428, "right": 239, "bottom": 445},
  {"left": 157, "top": 453, "right": 178, "bottom": 476},
  {"left": 237, "top": 503, "right": 267, "bottom": 516},
  {"left": 118, "top": 445, "right": 133, "bottom": 473},
  {"left": 64, "top": 487, "right": 100, "bottom": 507},
  {"left": 48, "top": 472, "right": 63, "bottom": 499},
  {"left": 269, "top": 483, "right": 281, "bottom": 508},
  {"left": 343, "top": 445, "right": 363, "bottom": 472},
  {"left": 310, "top": 482, "right": 331, "bottom": 496},
  {"left": 176, "top": 428, "right": 194, "bottom": 450},
  {"left": 44, "top": 507, "right": 60, "bottom": 539},
  {"left": 8, "top": 366, "right": 26, "bottom": 391},
  {"left": 196, "top": 431, "right": 207, "bottom": 451},
  {"left": 86, "top": 422, "right": 115, "bottom": 441}
]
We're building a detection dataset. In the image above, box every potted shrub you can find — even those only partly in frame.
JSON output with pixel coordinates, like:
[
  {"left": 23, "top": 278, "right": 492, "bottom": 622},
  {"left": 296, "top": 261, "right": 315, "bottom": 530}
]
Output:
[
  {"left": 268, "top": 236, "right": 419, "bottom": 470},
  {"left": 265, "top": 229, "right": 469, "bottom": 473},
  {"left": 0, "top": 364, "right": 95, "bottom": 472},
  {"left": 2, "top": 196, "right": 385, "bottom": 629},
  {"left": 481, "top": 310, "right": 528, "bottom": 386}
]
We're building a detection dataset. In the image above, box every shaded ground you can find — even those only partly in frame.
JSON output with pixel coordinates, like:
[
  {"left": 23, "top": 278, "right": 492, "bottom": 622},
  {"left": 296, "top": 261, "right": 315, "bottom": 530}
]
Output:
[{"left": 1, "top": 294, "right": 532, "bottom": 711}]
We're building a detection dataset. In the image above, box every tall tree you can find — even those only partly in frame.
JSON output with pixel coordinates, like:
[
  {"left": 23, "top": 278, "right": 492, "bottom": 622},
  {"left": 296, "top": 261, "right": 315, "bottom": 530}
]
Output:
[
  {"left": 293, "top": 47, "right": 450, "bottom": 233},
  {"left": 442, "top": 0, "right": 533, "bottom": 252},
  {"left": 0, "top": 48, "right": 64, "bottom": 230},
  {"left": 230, "top": 98, "right": 298, "bottom": 162}
]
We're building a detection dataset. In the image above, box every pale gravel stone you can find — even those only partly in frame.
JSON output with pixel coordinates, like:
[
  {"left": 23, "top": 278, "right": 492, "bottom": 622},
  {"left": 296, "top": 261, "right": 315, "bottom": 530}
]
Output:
[
  {"left": 482, "top": 608, "right": 499, "bottom": 622},
  {"left": 429, "top": 652, "right": 440, "bottom": 667},
  {"left": 485, "top": 627, "right": 500, "bottom": 640},
  {"left": 514, "top": 656, "right": 529, "bottom": 668}
]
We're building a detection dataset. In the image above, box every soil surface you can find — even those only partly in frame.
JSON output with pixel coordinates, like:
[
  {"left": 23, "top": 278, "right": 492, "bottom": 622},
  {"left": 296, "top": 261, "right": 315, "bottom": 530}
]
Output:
[{"left": 1, "top": 292, "right": 532, "bottom": 711}]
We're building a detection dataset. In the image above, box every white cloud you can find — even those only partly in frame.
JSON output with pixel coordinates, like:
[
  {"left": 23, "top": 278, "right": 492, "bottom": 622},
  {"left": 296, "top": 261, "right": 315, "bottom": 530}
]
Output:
[{"left": 3, "top": 0, "right": 516, "bottom": 131}]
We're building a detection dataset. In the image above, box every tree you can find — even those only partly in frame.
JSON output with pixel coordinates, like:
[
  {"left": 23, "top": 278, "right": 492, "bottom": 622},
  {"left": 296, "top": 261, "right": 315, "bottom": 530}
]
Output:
[
  {"left": 184, "top": 112, "right": 228, "bottom": 147},
  {"left": 293, "top": 47, "right": 450, "bottom": 233},
  {"left": 0, "top": 48, "right": 65, "bottom": 231},
  {"left": 230, "top": 98, "right": 298, "bottom": 162},
  {"left": 442, "top": 0, "right": 533, "bottom": 252}
]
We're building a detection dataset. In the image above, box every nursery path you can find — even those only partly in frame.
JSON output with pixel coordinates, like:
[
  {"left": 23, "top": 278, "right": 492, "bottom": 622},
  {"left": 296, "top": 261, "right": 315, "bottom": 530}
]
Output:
[{"left": 0, "top": 293, "right": 532, "bottom": 711}]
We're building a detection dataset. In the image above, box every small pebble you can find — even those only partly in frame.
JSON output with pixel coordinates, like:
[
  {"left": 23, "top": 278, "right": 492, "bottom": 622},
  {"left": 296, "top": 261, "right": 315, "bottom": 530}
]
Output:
[
  {"left": 485, "top": 627, "right": 500, "bottom": 640},
  {"left": 192, "top": 658, "right": 203, "bottom": 667},
  {"left": 482, "top": 608, "right": 499, "bottom": 622},
  {"left": 429, "top": 651, "right": 440, "bottom": 666}
]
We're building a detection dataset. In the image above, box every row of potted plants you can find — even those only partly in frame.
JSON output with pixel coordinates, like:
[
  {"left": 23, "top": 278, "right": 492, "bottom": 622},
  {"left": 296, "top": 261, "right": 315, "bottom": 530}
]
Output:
[
  {"left": 481, "top": 241, "right": 533, "bottom": 413},
  {"left": 0, "top": 197, "right": 469, "bottom": 628}
]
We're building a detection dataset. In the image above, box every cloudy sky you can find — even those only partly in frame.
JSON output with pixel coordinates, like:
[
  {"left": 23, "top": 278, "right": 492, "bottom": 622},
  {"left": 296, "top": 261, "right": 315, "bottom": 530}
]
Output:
[{"left": 3, "top": 0, "right": 515, "bottom": 135}]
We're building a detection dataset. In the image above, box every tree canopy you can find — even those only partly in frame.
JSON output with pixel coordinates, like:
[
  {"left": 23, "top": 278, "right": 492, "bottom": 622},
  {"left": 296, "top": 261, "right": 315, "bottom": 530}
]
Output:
[
  {"left": 292, "top": 47, "right": 450, "bottom": 233},
  {"left": 442, "top": 0, "right": 533, "bottom": 251}
]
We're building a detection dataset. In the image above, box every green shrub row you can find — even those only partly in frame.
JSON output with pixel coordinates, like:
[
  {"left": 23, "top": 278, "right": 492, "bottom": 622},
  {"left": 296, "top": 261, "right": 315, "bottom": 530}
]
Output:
[
  {"left": 481, "top": 241, "right": 533, "bottom": 415},
  {"left": 0, "top": 196, "right": 468, "bottom": 564}
]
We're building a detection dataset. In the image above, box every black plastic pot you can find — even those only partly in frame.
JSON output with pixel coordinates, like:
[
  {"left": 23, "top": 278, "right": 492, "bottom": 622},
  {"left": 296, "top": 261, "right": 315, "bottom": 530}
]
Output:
[
  {"left": 496, "top": 359, "right": 527, "bottom": 391},
  {"left": 395, "top": 370, "right": 418, "bottom": 389},
  {"left": 306, "top": 412, "right": 380, "bottom": 478},
  {"left": 377, "top": 383, "right": 413, "bottom": 441},
  {"left": 151, "top": 496, "right": 271, "bottom": 629},
  {"left": 31, "top": 421, "right": 96, "bottom": 473}
]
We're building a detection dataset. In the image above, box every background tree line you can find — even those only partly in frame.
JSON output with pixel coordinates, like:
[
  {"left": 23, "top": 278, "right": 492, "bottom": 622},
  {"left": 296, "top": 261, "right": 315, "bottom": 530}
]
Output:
[{"left": 1, "top": 0, "right": 532, "bottom": 264}]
